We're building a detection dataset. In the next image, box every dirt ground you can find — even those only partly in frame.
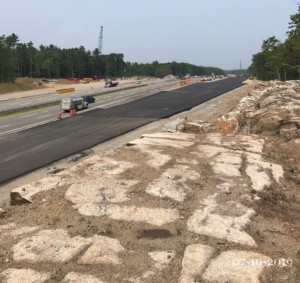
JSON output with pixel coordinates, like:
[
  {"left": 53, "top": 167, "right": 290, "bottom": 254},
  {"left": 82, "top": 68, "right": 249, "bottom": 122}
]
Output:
[{"left": 4, "top": 79, "right": 299, "bottom": 282}]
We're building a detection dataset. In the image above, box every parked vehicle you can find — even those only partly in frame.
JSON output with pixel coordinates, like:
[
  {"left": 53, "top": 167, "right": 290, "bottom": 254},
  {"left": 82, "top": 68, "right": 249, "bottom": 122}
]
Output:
[
  {"left": 61, "top": 97, "right": 88, "bottom": 112},
  {"left": 81, "top": 95, "right": 95, "bottom": 103},
  {"left": 181, "top": 77, "right": 186, "bottom": 80},
  {"left": 135, "top": 80, "right": 141, "bottom": 84},
  {"left": 104, "top": 81, "right": 119, "bottom": 88}
]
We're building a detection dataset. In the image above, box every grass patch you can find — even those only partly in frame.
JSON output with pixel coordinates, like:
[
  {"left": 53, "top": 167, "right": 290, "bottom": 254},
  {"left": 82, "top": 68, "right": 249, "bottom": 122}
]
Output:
[
  {"left": 0, "top": 83, "right": 35, "bottom": 95},
  {"left": 0, "top": 102, "right": 60, "bottom": 119}
]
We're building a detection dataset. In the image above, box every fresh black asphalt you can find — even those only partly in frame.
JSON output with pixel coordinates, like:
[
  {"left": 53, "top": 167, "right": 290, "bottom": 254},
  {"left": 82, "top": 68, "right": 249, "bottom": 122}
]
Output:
[{"left": 0, "top": 77, "right": 247, "bottom": 184}]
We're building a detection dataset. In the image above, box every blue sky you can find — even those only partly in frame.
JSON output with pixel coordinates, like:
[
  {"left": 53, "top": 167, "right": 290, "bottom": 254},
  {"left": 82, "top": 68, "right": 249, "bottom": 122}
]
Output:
[{"left": 0, "top": 0, "right": 298, "bottom": 70}]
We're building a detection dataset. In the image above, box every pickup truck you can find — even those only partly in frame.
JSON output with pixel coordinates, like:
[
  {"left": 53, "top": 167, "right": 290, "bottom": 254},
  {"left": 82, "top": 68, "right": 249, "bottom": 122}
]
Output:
[
  {"left": 61, "top": 97, "right": 88, "bottom": 112},
  {"left": 104, "top": 81, "right": 119, "bottom": 88}
]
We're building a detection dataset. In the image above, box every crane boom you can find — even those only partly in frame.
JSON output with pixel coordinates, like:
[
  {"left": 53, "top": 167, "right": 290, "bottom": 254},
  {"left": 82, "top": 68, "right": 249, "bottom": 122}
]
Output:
[{"left": 99, "top": 26, "right": 103, "bottom": 54}]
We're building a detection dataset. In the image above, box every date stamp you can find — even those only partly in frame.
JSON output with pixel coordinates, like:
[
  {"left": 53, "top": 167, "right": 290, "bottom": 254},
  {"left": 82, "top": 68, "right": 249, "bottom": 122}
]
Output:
[{"left": 233, "top": 258, "right": 293, "bottom": 267}]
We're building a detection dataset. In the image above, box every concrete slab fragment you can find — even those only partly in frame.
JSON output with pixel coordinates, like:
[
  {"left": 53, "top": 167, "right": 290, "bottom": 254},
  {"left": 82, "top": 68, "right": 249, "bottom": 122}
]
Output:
[
  {"left": 12, "top": 229, "right": 91, "bottom": 263},
  {"left": 2, "top": 268, "right": 50, "bottom": 283},
  {"left": 202, "top": 250, "right": 270, "bottom": 283},
  {"left": 61, "top": 272, "right": 105, "bottom": 283},
  {"left": 78, "top": 235, "right": 125, "bottom": 265},
  {"left": 210, "top": 162, "right": 241, "bottom": 177},
  {"left": 162, "top": 119, "right": 184, "bottom": 133},
  {"left": 195, "top": 145, "right": 228, "bottom": 158},
  {"left": 246, "top": 165, "right": 271, "bottom": 191},
  {"left": 146, "top": 165, "right": 200, "bottom": 201},
  {"left": 142, "top": 132, "right": 195, "bottom": 140},
  {"left": 65, "top": 179, "right": 139, "bottom": 207},
  {"left": 127, "top": 138, "right": 194, "bottom": 149},
  {"left": 11, "top": 176, "right": 64, "bottom": 204},
  {"left": 187, "top": 196, "right": 256, "bottom": 246},
  {"left": 78, "top": 204, "right": 179, "bottom": 226},
  {"left": 178, "top": 244, "right": 215, "bottom": 283},
  {"left": 246, "top": 152, "right": 284, "bottom": 183}
]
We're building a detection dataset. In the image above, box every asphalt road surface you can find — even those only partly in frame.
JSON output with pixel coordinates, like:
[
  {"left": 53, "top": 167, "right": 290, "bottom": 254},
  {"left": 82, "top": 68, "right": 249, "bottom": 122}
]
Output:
[
  {"left": 0, "top": 79, "right": 197, "bottom": 136},
  {"left": 0, "top": 77, "right": 247, "bottom": 184},
  {"left": 0, "top": 79, "right": 166, "bottom": 112}
]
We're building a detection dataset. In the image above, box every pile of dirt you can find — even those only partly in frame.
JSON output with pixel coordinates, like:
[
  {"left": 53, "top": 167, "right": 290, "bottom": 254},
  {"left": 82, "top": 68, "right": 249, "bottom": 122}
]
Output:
[
  {"left": 163, "top": 74, "right": 176, "bottom": 79},
  {"left": 55, "top": 79, "right": 76, "bottom": 85},
  {"left": 14, "top": 77, "right": 40, "bottom": 84},
  {"left": 130, "top": 76, "right": 139, "bottom": 80}
]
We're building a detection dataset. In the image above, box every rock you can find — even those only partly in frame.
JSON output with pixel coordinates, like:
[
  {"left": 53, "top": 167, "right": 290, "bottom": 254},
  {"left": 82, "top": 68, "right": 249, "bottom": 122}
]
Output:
[
  {"left": 178, "top": 244, "right": 216, "bottom": 283},
  {"left": 187, "top": 195, "right": 256, "bottom": 246},
  {"left": 246, "top": 165, "right": 271, "bottom": 191},
  {"left": 146, "top": 165, "right": 200, "bottom": 202},
  {"left": 77, "top": 204, "right": 180, "bottom": 227},
  {"left": 78, "top": 235, "right": 125, "bottom": 265},
  {"left": 61, "top": 272, "right": 105, "bottom": 283},
  {"left": 148, "top": 251, "right": 176, "bottom": 270},
  {"left": 202, "top": 250, "right": 270, "bottom": 283},
  {"left": 12, "top": 229, "right": 91, "bottom": 263}
]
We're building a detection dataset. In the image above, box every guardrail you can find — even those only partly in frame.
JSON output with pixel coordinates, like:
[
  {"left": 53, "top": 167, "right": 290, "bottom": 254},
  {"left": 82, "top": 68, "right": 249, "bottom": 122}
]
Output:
[{"left": 56, "top": 88, "right": 75, "bottom": 94}]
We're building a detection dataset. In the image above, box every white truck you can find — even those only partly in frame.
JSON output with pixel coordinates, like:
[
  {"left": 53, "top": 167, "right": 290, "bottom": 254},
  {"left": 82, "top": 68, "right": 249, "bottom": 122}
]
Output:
[{"left": 61, "top": 97, "right": 88, "bottom": 112}]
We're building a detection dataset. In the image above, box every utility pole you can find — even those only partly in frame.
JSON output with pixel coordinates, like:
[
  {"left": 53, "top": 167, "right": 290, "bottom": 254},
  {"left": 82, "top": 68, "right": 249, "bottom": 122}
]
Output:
[{"left": 240, "top": 60, "right": 242, "bottom": 70}]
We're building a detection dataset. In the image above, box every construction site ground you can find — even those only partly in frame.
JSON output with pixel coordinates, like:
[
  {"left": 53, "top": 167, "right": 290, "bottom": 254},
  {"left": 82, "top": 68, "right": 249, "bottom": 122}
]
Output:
[{"left": 1, "top": 79, "right": 300, "bottom": 283}]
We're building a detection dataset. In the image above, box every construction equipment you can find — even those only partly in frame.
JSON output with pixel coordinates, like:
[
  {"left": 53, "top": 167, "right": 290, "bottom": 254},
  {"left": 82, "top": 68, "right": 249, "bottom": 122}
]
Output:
[
  {"left": 83, "top": 78, "right": 91, "bottom": 84},
  {"left": 249, "top": 74, "right": 254, "bottom": 80},
  {"left": 99, "top": 26, "right": 103, "bottom": 54}
]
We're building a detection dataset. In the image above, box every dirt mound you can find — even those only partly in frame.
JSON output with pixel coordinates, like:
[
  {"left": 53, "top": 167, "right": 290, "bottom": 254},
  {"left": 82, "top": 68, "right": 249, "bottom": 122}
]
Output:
[
  {"left": 130, "top": 76, "right": 139, "bottom": 80},
  {"left": 163, "top": 74, "right": 176, "bottom": 79},
  {"left": 14, "top": 77, "right": 39, "bottom": 84},
  {"left": 55, "top": 79, "right": 76, "bottom": 85}
]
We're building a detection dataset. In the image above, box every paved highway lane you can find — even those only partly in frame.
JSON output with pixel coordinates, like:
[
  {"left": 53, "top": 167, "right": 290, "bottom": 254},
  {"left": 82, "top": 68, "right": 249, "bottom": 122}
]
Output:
[
  {"left": 0, "top": 79, "right": 199, "bottom": 135},
  {"left": 0, "top": 79, "right": 167, "bottom": 112},
  {"left": 0, "top": 77, "right": 247, "bottom": 184}
]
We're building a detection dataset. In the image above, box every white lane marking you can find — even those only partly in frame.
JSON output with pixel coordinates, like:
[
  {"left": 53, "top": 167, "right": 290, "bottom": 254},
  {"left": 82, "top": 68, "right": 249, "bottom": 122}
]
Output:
[
  {"left": 44, "top": 110, "right": 49, "bottom": 113},
  {"left": 37, "top": 114, "right": 52, "bottom": 119},
  {"left": 0, "top": 119, "right": 56, "bottom": 136},
  {"left": 0, "top": 124, "right": 10, "bottom": 129},
  {"left": 20, "top": 113, "right": 37, "bottom": 118}
]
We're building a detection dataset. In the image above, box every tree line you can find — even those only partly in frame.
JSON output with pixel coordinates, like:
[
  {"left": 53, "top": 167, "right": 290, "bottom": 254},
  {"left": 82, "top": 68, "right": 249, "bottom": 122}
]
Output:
[
  {"left": 250, "top": 6, "right": 300, "bottom": 81},
  {"left": 0, "top": 33, "right": 224, "bottom": 83}
]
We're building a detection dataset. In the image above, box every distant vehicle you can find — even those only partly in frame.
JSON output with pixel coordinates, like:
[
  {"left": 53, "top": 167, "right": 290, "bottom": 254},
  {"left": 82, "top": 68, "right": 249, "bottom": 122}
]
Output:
[
  {"left": 49, "top": 79, "right": 58, "bottom": 82},
  {"left": 135, "top": 80, "right": 141, "bottom": 84},
  {"left": 181, "top": 77, "right": 186, "bottom": 80},
  {"left": 81, "top": 95, "right": 95, "bottom": 103},
  {"left": 83, "top": 78, "right": 91, "bottom": 83},
  {"left": 61, "top": 97, "right": 88, "bottom": 112},
  {"left": 105, "top": 81, "right": 119, "bottom": 88},
  {"left": 41, "top": 79, "right": 50, "bottom": 82}
]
